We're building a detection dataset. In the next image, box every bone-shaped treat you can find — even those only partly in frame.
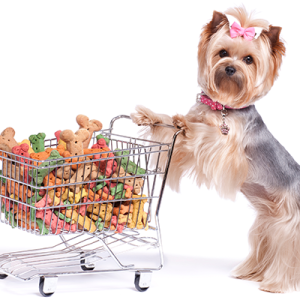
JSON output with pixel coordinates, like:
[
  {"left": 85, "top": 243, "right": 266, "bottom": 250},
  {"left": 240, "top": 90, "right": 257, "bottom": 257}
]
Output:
[
  {"left": 76, "top": 115, "right": 102, "bottom": 149},
  {"left": 60, "top": 129, "right": 89, "bottom": 156},
  {"left": 0, "top": 127, "right": 18, "bottom": 153},
  {"left": 29, "top": 133, "right": 46, "bottom": 153},
  {"left": 67, "top": 162, "right": 98, "bottom": 194}
]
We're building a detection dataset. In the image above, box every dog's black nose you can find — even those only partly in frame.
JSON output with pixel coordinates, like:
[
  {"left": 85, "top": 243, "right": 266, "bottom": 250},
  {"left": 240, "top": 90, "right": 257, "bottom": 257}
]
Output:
[{"left": 225, "top": 66, "right": 236, "bottom": 76}]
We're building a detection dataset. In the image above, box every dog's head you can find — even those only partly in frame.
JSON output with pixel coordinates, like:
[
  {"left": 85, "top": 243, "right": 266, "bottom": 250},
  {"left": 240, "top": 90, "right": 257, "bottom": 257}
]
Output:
[{"left": 198, "top": 6, "right": 285, "bottom": 108}]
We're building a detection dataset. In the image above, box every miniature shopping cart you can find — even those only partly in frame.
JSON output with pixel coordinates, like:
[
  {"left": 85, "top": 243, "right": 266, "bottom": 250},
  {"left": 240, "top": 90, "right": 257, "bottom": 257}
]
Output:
[{"left": 0, "top": 115, "right": 180, "bottom": 296}]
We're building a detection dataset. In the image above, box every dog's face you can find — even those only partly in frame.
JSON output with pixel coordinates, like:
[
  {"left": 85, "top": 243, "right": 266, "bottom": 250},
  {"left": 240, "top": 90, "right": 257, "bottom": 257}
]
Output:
[{"left": 198, "top": 8, "right": 285, "bottom": 108}]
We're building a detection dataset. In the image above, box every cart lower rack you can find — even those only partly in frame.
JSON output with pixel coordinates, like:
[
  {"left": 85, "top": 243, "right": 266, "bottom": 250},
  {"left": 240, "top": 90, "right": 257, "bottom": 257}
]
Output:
[{"left": 0, "top": 115, "right": 180, "bottom": 296}]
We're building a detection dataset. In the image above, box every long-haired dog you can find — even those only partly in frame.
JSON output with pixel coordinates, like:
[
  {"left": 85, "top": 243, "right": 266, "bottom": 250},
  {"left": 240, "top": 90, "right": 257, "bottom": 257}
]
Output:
[{"left": 130, "top": 7, "right": 297, "bottom": 293}]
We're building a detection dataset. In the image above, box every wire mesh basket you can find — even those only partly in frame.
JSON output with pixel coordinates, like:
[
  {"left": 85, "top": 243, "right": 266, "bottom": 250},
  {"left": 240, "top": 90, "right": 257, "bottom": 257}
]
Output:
[{"left": 0, "top": 115, "right": 180, "bottom": 296}]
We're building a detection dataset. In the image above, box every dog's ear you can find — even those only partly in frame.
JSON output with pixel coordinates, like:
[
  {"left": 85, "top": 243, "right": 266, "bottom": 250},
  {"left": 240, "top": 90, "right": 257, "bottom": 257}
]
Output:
[
  {"left": 209, "top": 11, "right": 229, "bottom": 34},
  {"left": 262, "top": 26, "right": 285, "bottom": 56},
  {"left": 198, "top": 11, "right": 229, "bottom": 68},
  {"left": 260, "top": 25, "right": 285, "bottom": 80}
]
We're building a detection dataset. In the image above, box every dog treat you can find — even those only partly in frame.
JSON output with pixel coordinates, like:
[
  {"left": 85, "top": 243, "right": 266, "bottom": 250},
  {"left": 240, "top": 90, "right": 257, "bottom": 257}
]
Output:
[
  {"left": 29, "top": 150, "right": 64, "bottom": 185},
  {"left": 54, "top": 130, "right": 67, "bottom": 150},
  {"left": 111, "top": 167, "right": 144, "bottom": 194},
  {"left": 12, "top": 144, "right": 30, "bottom": 165},
  {"left": 83, "top": 148, "right": 102, "bottom": 160},
  {"left": 0, "top": 116, "right": 153, "bottom": 238},
  {"left": 76, "top": 115, "right": 103, "bottom": 149},
  {"left": 115, "top": 149, "right": 146, "bottom": 175},
  {"left": 0, "top": 127, "right": 19, "bottom": 154},
  {"left": 18, "top": 211, "right": 36, "bottom": 230},
  {"left": 60, "top": 129, "right": 90, "bottom": 156},
  {"left": 2, "top": 160, "right": 24, "bottom": 182},
  {"left": 29, "top": 133, "right": 46, "bottom": 153},
  {"left": 92, "top": 139, "right": 109, "bottom": 150},
  {"left": 113, "top": 203, "right": 133, "bottom": 215},
  {"left": 18, "top": 139, "right": 34, "bottom": 154},
  {"left": 96, "top": 134, "right": 110, "bottom": 146},
  {"left": 66, "top": 161, "right": 98, "bottom": 194},
  {"left": 43, "top": 173, "right": 63, "bottom": 192},
  {"left": 127, "top": 196, "right": 148, "bottom": 230},
  {"left": 87, "top": 202, "right": 113, "bottom": 222},
  {"left": 61, "top": 188, "right": 88, "bottom": 204},
  {"left": 5, "top": 178, "right": 32, "bottom": 202},
  {"left": 30, "top": 151, "right": 50, "bottom": 162},
  {"left": 70, "top": 210, "right": 97, "bottom": 233},
  {"left": 56, "top": 166, "right": 74, "bottom": 180}
]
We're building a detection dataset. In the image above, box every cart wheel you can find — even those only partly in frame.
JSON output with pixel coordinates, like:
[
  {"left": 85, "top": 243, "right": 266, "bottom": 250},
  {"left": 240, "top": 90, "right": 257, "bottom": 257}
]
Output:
[
  {"left": 39, "top": 277, "right": 55, "bottom": 297},
  {"left": 80, "top": 252, "right": 95, "bottom": 271},
  {"left": 0, "top": 274, "right": 8, "bottom": 280},
  {"left": 134, "top": 272, "right": 151, "bottom": 292}
]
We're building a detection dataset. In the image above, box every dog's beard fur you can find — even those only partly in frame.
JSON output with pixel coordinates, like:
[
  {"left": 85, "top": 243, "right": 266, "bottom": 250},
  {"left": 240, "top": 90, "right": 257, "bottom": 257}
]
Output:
[{"left": 130, "top": 6, "right": 297, "bottom": 294}]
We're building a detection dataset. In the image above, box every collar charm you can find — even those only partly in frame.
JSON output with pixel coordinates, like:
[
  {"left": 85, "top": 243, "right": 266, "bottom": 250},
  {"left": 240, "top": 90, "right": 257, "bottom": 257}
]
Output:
[
  {"left": 196, "top": 93, "right": 230, "bottom": 135},
  {"left": 219, "top": 106, "right": 230, "bottom": 135}
]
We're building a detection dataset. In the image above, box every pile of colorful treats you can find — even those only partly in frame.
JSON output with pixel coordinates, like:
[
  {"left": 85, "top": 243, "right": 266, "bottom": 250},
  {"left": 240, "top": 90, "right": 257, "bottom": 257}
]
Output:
[{"left": 0, "top": 115, "right": 149, "bottom": 235}]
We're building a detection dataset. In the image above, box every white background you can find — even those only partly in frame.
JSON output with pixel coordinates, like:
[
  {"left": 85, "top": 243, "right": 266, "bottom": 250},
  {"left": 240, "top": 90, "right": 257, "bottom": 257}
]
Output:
[{"left": 0, "top": 0, "right": 299, "bottom": 299}]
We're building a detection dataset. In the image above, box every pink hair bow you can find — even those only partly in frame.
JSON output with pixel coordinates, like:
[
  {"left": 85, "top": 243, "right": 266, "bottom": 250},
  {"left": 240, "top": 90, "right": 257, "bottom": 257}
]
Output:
[{"left": 230, "top": 22, "right": 255, "bottom": 41}]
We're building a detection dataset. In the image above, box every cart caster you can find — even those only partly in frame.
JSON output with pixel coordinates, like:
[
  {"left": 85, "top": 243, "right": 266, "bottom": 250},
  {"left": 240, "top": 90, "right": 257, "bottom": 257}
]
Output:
[
  {"left": 0, "top": 274, "right": 8, "bottom": 280},
  {"left": 39, "top": 276, "right": 58, "bottom": 297},
  {"left": 134, "top": 272, "right": 152, "bottom": 292},
  {"left": 80, "top": 252, "right": 95, "bottom": 271}
]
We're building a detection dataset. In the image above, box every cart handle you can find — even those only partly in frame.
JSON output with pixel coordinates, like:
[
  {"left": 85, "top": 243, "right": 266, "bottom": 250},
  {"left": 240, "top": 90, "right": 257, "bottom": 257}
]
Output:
[{"left": 109, "top": 115, "right": 177, "bottom": 131}]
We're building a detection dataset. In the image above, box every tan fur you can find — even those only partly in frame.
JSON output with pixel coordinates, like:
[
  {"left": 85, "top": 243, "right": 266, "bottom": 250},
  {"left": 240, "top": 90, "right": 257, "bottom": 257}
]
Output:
[
  {"left": 234, "top": 184, "right": 300, "bottom": 292},
  {"left": 131, "top": 6, "right": 292, "bottom": 293},
  {"left": 198, "top": 7, "right": 285, "bottom": 108},
  {"left": 131, "top": 105, "right": 248, "bottom": 200}
]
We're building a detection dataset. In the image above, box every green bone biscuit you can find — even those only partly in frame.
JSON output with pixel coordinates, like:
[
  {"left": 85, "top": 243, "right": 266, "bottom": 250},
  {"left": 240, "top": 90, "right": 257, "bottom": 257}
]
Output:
[
  {"left": 29, "top": 132, "right": 46, "bottom": 153},
  {"left": 115, "top": 149, "right": 146, "bottom": 175},
  {"left": 93, "top": 175, "right": 106, "bottom": 192},
  {"left": 36, "top": 219, "right": 49, "bottom": 235},
  {"left": 115, "top": 190, "right": 126, "bottom": 200},
  {"left": 110, "top": 182, "right": 124, "bottom": 196},
  {"left": 95, "top": 218, "right": 104, "bottom": 231},
  {"left": 0, "top": 170, "right": 6, "bottom": 183},
  {"left": 29, "top": 150, "right": 64, "bottom": 185},
  {"left": 54, "top": 211, "right": 71, "bottom": 223}
]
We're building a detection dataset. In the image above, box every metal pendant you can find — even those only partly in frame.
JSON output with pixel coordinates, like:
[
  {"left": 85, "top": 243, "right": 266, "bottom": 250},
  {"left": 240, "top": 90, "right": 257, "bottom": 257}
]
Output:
[{"left": 219, "top": 106, "right": 230, "bottom": 135}]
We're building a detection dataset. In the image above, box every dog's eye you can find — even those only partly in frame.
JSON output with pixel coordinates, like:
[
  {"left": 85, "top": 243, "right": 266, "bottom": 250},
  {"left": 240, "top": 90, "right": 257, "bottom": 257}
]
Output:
[
  {"left": 219, "top": 50, "right": 228, "bottom": 58},
  {"left": 243, "top": 55, "right": 253, "bottom": 65}
]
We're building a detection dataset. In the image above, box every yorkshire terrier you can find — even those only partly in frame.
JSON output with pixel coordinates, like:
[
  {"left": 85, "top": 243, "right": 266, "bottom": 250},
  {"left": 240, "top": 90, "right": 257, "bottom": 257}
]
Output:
[{"left": 130, "top": 7, "right": 297, "bottom": 293}]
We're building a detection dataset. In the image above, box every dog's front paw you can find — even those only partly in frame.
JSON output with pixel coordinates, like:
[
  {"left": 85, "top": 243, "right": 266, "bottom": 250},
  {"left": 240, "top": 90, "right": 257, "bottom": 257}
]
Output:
[
  {"left": 131, "top": 105, "right": 163, "bottom": 126},
  {"left": 172, "top": 114, "right": 189, "bottom": 132}
]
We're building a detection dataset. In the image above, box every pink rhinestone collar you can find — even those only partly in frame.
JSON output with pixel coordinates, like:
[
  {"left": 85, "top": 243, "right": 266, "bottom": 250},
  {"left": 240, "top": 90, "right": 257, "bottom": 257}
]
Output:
[
  {"left": 196, "top": 92, "right": 247, "bottom": 135},
  {"left": 196, "top": 93, "right": 247, "bottom": 110}
]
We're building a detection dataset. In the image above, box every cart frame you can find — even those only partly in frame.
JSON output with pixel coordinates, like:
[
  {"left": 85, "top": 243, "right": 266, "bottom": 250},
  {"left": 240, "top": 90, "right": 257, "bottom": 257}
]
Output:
[{"left": 0, "top": 115, "right": 181, "bottom": 295}]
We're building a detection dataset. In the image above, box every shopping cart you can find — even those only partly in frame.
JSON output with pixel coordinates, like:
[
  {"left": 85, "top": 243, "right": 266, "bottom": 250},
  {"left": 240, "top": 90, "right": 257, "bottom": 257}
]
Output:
[{"left": 0, "top": 115, "right": 180, "bottom": 296}]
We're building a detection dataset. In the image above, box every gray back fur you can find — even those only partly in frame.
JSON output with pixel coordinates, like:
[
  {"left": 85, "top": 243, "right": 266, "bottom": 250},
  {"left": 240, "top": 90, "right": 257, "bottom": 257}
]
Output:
[{"left": 235, "top": 105, "right": 300, "bottom": 193}]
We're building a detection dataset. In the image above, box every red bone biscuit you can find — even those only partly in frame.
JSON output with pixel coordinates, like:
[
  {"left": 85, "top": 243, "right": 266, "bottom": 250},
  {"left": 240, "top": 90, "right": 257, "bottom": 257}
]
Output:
[
  {"left": 54, "top": 130, "right": 61, "bottom": 142},
  {"left": 12, "top": 143, "right": 30, "bottom": 165},
  {"left": 76, "top": 115, "right": 102, "bottom": 149},
  {"left": 99, "top": 152, "right": 117, "bottom": 177},
  {"left": 60, "top": 129, "right": 89, "bottom": 156},
  {"left": 91, "top": 139, "right": 108, "bottom": 149}
]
